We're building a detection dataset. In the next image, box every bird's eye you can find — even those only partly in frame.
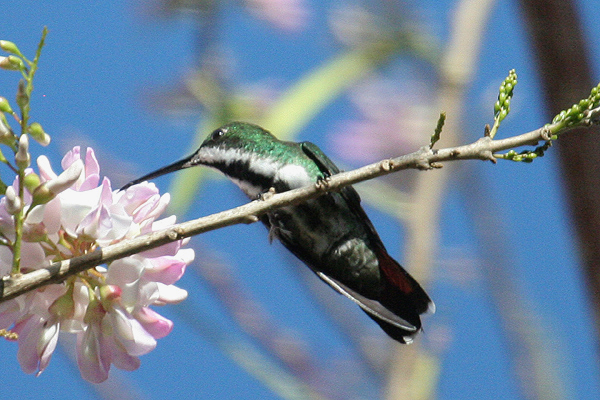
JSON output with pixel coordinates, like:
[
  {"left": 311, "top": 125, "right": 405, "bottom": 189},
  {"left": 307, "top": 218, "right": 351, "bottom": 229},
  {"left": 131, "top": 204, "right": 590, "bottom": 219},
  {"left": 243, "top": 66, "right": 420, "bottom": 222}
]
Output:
[{"left": 211, "top": 128, "right": 226, "bottom": 141}]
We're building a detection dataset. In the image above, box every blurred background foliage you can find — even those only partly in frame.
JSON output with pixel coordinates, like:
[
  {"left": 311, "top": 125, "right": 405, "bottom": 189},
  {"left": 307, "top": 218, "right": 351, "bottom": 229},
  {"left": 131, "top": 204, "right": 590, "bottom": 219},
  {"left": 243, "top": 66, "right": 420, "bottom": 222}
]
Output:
[{"left": 1, "top": 0, "right": 600, "bottom": 399}]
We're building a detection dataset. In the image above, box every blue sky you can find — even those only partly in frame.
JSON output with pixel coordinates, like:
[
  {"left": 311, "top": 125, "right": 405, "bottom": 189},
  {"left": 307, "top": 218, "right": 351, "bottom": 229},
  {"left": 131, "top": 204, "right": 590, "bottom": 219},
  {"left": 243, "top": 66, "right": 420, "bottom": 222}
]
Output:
[{"left": 1, "top": 1, "right": 600, "bottom": 399}]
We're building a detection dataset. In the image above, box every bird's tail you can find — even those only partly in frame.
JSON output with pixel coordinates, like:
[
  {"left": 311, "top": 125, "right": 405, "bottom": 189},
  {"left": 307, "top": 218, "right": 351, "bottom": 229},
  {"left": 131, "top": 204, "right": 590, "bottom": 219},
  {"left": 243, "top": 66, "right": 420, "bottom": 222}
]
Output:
[
  {"left": 374, "top": 249, "right": 435, "bottom": 343},
  {"left": 316, "top": 249, "right": 434, "bottom": 344}
]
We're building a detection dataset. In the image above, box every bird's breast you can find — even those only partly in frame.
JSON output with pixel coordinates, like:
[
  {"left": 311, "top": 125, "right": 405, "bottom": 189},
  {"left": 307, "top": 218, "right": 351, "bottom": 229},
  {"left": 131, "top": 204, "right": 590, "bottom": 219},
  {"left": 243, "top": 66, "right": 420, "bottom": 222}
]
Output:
[{"left": 274, "top": 164, "right": 314, "bottom": 190}]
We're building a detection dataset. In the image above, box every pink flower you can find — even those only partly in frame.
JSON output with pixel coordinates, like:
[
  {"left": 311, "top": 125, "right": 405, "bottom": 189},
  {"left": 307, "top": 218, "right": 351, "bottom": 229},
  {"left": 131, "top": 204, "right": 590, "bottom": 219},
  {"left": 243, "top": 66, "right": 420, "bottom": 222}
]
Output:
[
  {"left": 0, "top": 146, "right": 193, "bottom": 382},
  {"left": 104, "top": 302, "right": 157, "bottom": 356},
  {"left": 134, "top": 307, "right": 173, "bottom": 339},
  {"left": 244, "top": 0, "right": 309, "bottom": 32},
  {"left": 15, "top": 314, "right": 60, "bottom": 376},
  {"left": 77, "top": 300, "right": 111, "bottom": 383}
]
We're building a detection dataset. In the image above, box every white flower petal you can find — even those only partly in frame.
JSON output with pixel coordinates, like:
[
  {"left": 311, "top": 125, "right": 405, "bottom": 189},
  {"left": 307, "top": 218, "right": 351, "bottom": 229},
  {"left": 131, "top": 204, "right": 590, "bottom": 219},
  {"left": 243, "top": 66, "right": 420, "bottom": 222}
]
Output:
[
  {"left": 106, "top": 305, "right": 156, "bottom": 356},
  {"left": 76, "top": 322, "right": 111, "bottom": 383},
  {"left": 154, "top": 283, "right": 188, "bottom": 305}
]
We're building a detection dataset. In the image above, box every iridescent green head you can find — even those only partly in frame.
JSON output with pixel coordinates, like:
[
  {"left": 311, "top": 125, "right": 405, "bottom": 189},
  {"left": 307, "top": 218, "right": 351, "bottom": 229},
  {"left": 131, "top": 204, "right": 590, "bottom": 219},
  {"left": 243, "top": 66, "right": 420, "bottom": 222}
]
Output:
[{"left": 120, "top": 122, "right": 297, "bottom": 191}]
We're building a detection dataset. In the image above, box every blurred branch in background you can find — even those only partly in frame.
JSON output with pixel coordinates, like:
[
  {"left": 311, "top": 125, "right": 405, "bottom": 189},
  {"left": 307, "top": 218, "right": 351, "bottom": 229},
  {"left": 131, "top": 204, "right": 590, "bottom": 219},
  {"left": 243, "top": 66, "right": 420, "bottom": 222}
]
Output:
[
  {"left": 518, "top": 0, "right": 600, "bottom": 343},
  {"left": 461, "top": 169, "right": 571, "bottom": 400},
  {"left": 190, "top": 247, "right": 385, "bottom": 399},
  {"left": 386, "top": 0, "right": 495, "bottom": 398},
  {"left": 174, "top": 291, "right": 333, "bottom": 400}
]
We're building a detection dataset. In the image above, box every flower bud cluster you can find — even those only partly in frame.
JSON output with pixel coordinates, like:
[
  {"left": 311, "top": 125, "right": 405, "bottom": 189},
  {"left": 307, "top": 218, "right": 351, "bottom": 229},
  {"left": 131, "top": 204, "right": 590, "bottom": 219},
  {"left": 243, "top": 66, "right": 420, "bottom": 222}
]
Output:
[
  {"left": 0, "top": 40, "right": 25, "bottom": 72},
  {"left": 0, "top": 99, "right": 52, "bottom": 199},
  {"left": 0, "top": 34, "right": 52, "bottom": 206},
  {"left": 0, "top": 147, "right": 193, "bottom": 382},
  {"left": 494, "top": 69, "right": 517, "bottom": 123},
  {"left": 502, "top": 148, "right": 541, "bottom": 163},
  {"left": 551, "top": 83, "right": 600, "bottom": 128}
]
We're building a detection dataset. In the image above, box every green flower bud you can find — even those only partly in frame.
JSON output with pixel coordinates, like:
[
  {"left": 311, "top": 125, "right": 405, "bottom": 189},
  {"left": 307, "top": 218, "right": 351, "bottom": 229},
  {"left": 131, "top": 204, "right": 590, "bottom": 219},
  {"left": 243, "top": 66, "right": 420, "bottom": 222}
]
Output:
[
  {"left": 0, "top": 118, "right": 15, "bottom": 145},
  {"left": 0, "top": 40, "right": 22, "bottom": 56},
  {"left": 30, "top": 182, "right": 54, "bottom": 206},
  {"left": 499, "top": 109, "right": 508, "bottom": 121},
  {"left": 28, "top": 122, "right": 51, "bottom": 146},
  {"left": 0, "top": 55, "right": 24, "bottom": 71},
  {"left": 552, "top": 110, "right": 567, "bottom": 124},
  {"left": 28, "top": 122, "right": 43, "bottom": 136},
  {"left": 570, "top": 104, "right": 580, "bottom": 116},
  {"left": 0, "top": 96, "right": 12, "bottom": 113},
  {"left": 23, "top": 172, "right": 41, "bottom": 192}
]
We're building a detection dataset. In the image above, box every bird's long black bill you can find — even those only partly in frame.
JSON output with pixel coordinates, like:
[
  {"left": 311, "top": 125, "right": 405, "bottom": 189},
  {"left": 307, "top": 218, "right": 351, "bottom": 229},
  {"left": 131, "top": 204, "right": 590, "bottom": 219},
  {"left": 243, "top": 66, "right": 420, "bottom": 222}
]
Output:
[{"left": 120, "top": 153, "right": 196, "bottom": 191}]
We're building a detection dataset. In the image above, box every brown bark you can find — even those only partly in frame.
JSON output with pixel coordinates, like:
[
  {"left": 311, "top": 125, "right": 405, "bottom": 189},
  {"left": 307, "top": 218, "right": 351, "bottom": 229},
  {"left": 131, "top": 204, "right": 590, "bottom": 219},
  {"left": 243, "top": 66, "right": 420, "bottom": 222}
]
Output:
[{"left": 518, "top": 0, "right": 600, "bottom": 334}]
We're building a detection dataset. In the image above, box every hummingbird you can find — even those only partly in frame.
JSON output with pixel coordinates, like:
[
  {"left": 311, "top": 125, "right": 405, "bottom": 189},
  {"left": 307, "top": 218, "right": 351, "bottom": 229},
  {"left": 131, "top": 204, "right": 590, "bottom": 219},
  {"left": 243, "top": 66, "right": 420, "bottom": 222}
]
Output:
[{"left": 122, "top": 122, "right": 434, "bottom": 343}]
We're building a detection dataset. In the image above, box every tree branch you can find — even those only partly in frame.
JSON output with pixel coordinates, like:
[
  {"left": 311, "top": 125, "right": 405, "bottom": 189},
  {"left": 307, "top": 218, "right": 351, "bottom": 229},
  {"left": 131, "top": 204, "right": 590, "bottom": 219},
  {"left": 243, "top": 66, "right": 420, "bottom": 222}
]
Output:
[{"left": 1, "top": 114, "right": 598, "bottom": 303}]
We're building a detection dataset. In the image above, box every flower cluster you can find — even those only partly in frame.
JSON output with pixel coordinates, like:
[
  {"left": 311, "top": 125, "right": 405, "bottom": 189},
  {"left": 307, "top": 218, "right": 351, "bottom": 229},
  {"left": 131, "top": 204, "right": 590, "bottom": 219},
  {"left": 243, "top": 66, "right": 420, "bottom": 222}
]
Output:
[{"left": 0, "top": 147, "right": 192, "bottom": 383}]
